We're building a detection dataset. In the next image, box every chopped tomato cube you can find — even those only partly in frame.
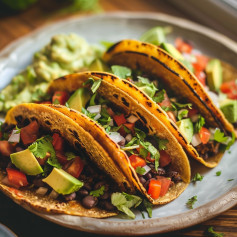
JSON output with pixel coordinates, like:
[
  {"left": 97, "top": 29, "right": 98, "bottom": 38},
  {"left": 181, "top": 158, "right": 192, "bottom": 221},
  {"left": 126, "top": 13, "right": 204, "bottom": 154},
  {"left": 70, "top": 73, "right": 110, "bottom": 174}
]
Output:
[
  {"left": 220, "top": 81, "right": 237, "bottom": 100},
  {"left": 113, "top": 114, "right": 127, "bottom": 126},
  {"left": 0, "top": 131, "right": 2, "bottom": 139},
  {"left": 66, "top": 156, "right": 84, "bottom": 178},
  {"left": 52, "top": 91, "right": 70, "bottom": 105},
  {"left": 0, "top": 141, "right": 15, "bottom": 157},
  {"left": 192, "top": 54, "right": 209, "bottom": 72},
  {"left": 148, "top": 179, "right": 161, "bottom": 199},
  {"left": 20, "top": 121, "right": 39, "bottom": 145},
  {"left": 6, "top": 168, "right": 28, "bottom": 188},
  {"left": 159, "top": 150, "right": 171, "bottom": 167},
  {"left": 158, "top": 92, "right": 171, "bottom": 107},
  {"left": 199, "top": 127, "right": 211, "bottom": 144},
  {"left": 157, "top": 176, "right": 171, "bottom": 197},
  {"left": 175, "top": 37, "right": 192, "bottom": 54},
  {"left": 188, "top": 107, "right": 199, "bottom": 117},
  {"left": 129, "top": 154, "right": 146, "bottom": 170},
  {"left": 52, "top": 133, "right": 64, "bottom": 151},
  {"left": 56, "top": 151, "right": 68, "bottom": 165},
  {"left": 194, "top": 70, "right": 206, "bottom": 86}
]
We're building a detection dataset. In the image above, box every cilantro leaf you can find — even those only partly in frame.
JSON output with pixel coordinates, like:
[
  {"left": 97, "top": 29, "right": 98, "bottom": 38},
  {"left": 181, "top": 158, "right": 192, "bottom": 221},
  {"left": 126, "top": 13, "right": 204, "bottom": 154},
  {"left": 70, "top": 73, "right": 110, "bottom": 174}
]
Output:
[
  {"left": 216, "top": 171, "right": 221, "bottom": 176},
  {"left": 135, "top": 76, "right": 158, "bottom": 98},
  {"left": 178, "top": 109, "right": 188, "bottom": 121},
  {"left": 83, "top": 77, "right": 102, "bottom": 94},
  {"left": 154, "top": 153, "right": 160, "bottom": 171},
  {"left": 228, "top": 179, "right": 234, "bottom": 181},
  {"left": 214, "top": 129, "right": 228, "bottom": 143},
  {"left": 89, "top": 93, "right": 97, "bottom": 106},
  {"left": 194, "top": 115, "right": 205, "bottom": 133},
  {"left": 158, "top": 139, "right": 168, "bottom": 150},
  {"left": 207, "top": 226, "right": 224, "bottom": 237},
  {"left": 134, "top": 127, "right": 146, "bottom": 141},
  {"left": 172, "top": 101, "right": 192, "bottom": 110},
  {"left": 192, "top": 173, "right": 204, "bottom": 182},
  {"left": 28, "top": 135, "right": 61, "bottom": 169},
  {"left": 135, "top": 166, "right": 146, "bottom": 175},
  {"left": 90, "top": 185, "right": 105, "bottom": 197},
  {"left": 186, "top": 195, "right": 197, "bottom": 209},
  {"left": 153, "top": 89, "right": 165, "bottom": 103},
  {"left": 226, "top": 132, "right": 235, "bottom": 150},
  {"left": 111, "top": 192, "right": 142, "bottom": 219},
  {"left": 111, "top": 65, "right": 132, "bottom": 79},
  {"left": 142, "top": 199, "right": 152, "bottom": 218},
  {"left": 65, "top": 152, "right": 76, "bottom": 160},
  {"left": 81, "top": 107, "right": 97, "bottom": 119}
]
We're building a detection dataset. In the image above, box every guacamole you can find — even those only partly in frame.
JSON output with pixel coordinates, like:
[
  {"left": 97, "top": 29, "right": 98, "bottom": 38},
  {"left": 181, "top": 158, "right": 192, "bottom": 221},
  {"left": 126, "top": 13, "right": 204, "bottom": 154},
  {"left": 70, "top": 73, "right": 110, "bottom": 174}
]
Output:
[{"left": 0, "top": 33, "right": 99, "bottom": 113}]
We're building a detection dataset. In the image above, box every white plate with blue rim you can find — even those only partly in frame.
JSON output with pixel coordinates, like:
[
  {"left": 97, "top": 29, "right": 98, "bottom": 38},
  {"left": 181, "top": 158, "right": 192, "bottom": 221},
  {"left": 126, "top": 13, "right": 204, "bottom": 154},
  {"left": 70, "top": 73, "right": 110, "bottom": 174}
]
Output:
[{"left": 0, "top": 12, "right": 237, "bottom": 235}]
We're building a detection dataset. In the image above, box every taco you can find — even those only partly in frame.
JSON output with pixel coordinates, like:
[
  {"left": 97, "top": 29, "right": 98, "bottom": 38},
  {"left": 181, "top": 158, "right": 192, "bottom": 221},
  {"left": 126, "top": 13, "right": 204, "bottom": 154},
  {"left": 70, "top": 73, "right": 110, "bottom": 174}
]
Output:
[
  {"left": 102, "top": 39, "right": 235, "bottom": 168},
  {"left": 0, "top": 103, "right": 141, "bottom": 218},
  {"left": 46, "top": 71, "right": 190, "bottom": 205}
]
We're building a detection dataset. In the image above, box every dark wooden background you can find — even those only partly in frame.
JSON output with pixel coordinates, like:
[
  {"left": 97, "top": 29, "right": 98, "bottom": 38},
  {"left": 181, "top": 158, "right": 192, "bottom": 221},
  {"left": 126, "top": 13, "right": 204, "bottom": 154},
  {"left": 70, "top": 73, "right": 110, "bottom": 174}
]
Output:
[{"left": 0, "top": 0, "right": 237, "bottom": 236}]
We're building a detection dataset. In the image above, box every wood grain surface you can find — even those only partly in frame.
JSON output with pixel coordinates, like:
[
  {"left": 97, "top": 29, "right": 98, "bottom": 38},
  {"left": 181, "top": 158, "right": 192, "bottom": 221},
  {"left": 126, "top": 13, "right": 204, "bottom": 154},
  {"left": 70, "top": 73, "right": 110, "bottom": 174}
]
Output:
[{"left": 0, "top": 0, "right": 237, "bottom": 236}]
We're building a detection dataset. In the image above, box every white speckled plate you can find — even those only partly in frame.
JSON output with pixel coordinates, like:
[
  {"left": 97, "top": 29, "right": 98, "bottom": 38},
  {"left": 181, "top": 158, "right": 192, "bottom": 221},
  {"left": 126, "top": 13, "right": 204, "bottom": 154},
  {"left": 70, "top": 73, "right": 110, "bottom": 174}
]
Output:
[{"left": 0, "top": 12, "right": 237, "bottom": 235}]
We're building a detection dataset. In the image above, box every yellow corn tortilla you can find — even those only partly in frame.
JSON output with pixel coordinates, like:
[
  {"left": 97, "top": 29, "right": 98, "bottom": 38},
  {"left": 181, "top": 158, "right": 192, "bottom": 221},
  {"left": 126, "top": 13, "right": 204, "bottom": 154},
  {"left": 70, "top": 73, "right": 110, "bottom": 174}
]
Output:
[
  {"left": 103, "top": 39, "right": 234, "bottom": 167},
  {"left": 1, "top": 103, "right": 127, "bottom": 218},
  {"left": 48, "top": 72, "right": 190, "bottom": 204}
]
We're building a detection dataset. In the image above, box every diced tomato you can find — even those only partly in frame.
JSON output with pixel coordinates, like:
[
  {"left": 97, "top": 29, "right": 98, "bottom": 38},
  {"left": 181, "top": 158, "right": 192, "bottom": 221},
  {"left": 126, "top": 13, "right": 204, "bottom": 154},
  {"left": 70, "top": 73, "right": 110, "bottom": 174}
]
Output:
[
  {"left": 129, "top": 154, "right": 146, "bottom": 170},
  {"left": 52, "top": 133, "right": 64, "bottom": 151},
  {"left": 220, "top": 81, "right": 237, "bottom": 100},
  {"left": 113, "top": 114, "right": 127, "bottom": 126},
  {"left": 157, "top": 176, "right": 171, "bottom": 197},
  {"left": 192, "top": 54, "right": 209, "bottom": 72},
  {"left": 188, "top": 107, "right": 199, "bottom": 117},
  {"left": 52, "top": 91, "right": 69, "bottom": 105},
  {"left": 0, "top": 141, "right": 15, "bottom": 157},
  {"left": 148, "top": 179, "right": 161, "bottom": 199},
  {"left": 20, "top": 121, "right": 39, "bottom": 145},
  {"left": 175, "top": 37, "right": 192, "bottom": 54},
  {"left": 56, "top": 151, "right": 68, "bottom": 165},
  {"left": 159, "top": 150, "right": 172, "bottom": 167},
  {"left": 66, "top": 156, "right": 84, "bottom": 178},
  {"left": 6, "top": 168, "right": 28, "bottom": 188},
  {"left": 199, "top": 127, "right": 211, "bottom": 144},
  {"left": 0, "top": 131, "right": 2, "bottom": 139},
  {"left": 167, "top": 111, "right": 176, "bottom": 123},
  {"left": 194, "top": 70, "right": 206, "bottom": 86},
  {"left": 158, "top": 92, "right": 171, "bottom": 107},
  {"left": 107, "top": 107, "right": 115, "bottom": 117}
]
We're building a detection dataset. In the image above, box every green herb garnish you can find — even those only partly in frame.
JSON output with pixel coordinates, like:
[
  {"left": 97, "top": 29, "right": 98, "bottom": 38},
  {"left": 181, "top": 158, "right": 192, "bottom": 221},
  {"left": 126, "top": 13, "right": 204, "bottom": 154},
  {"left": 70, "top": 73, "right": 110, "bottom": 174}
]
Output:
[
  {"left": 192, "top": 173, "right": 204, "bottom": 182},
  {"left": 216, "top": 171, "right": 221, "bottom": 176},
  {"left": 135, "top": 166, "right": 146, "bottom": 175},
  {"left": 194, "top": 115, "right": 205, "bottom": 133},
  {"left": 111, "top": 65, "right": 132, "bottom": 79},
  {"left": 65, "top": 152, "right": 76, "bottom": 160},
  {"left": 186, "top": 195, "right": 197, "bottom": 209},
  {"left": 90, "top": 185, "right": 105, "bottom": 197},
  {"left": 207, "top": 226, "right": 224, "bottom": 237}
]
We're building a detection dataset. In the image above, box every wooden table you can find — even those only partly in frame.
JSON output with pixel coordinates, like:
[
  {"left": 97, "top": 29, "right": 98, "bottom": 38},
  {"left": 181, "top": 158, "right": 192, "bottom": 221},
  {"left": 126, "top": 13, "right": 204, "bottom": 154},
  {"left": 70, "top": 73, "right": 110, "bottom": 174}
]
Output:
[{"left": 0, "top": 0, "right": 237, "bottom": 236}]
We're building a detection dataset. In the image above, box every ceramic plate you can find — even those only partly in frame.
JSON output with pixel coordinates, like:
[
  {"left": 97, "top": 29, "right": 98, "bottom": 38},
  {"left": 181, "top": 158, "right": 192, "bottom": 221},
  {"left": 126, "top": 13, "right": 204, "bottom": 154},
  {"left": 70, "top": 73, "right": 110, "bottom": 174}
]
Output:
[{"left": 0, "top": 12, "right": 237, "bottom": 235}]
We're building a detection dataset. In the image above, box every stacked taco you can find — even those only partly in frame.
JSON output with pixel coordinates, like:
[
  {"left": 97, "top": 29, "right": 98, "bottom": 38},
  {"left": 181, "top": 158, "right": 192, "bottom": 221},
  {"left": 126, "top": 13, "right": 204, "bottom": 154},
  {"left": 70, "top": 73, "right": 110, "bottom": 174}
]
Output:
[{"left": 102, "top": 39, "right": 235, "bottom": 168}]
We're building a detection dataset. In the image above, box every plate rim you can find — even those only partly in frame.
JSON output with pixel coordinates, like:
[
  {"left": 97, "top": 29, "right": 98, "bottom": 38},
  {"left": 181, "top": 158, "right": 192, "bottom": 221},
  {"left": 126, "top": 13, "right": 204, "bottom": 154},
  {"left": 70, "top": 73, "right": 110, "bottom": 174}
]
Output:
[{"left": 0, "top": 12, "right": 237, "bottom": 235}]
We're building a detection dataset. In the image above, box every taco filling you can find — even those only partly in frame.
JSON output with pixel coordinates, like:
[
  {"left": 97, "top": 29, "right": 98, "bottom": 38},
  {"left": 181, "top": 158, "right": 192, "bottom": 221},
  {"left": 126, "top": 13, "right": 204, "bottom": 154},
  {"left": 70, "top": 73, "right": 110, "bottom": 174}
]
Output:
[{"left": 43, "top": 78, "right": 188, "bottom": 202}]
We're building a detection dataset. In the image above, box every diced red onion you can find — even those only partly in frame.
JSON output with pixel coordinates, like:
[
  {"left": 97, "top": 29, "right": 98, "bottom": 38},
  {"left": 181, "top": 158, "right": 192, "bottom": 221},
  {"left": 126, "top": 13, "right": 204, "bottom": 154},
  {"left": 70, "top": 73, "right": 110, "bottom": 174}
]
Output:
[
  {"left": 190, "top": 114, "right": 199, "bottom": 123},
  {"left": 109, "top": 132, "right": 124, "bottom": 144},
  {"left": 142, "top": 165, "right": 151, "bottom": 175},
  {"left": 191, "top": 134, "right": 202, "bottom": 147},
  {"left": 126, "top": 115, "right": 138, "bottom": 124},
  {"left": 49, "top": 190, "right": 59, "bottom": 199},
  {"left": 125, "top": 134, "right": 132, "bottom": 142},
  {"left": 87, "top": 105, "right": 101, "bottom": 114},
  {"left": 36, "top": 187, "right": 48, "bottom": 196},
  {"left": 8, "top": 130, "right": 20, "bottom": 143},
  {"left": 94, "top": 113, "right": 101, "bottom": 121}
]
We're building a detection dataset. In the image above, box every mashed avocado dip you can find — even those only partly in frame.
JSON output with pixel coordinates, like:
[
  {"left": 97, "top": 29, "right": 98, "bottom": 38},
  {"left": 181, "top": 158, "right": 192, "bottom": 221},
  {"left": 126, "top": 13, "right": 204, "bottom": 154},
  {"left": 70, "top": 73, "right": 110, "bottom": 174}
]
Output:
[{"left": 0, "top": 33, "right": 99, "bottom": 113}]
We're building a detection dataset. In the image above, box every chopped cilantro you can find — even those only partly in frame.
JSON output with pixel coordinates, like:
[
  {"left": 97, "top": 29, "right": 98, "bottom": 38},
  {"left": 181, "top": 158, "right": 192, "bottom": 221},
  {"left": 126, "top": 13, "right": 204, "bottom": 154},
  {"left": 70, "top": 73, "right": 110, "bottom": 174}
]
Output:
[
  {"left": 28, "top": 135, "right": 61, "bottom": 169},
  {"left": 134, "top": 128, "right": 146, "bottom": 141},
  {"left": 194, "top": 115, "right": 205, "bottom": 133},
  {"left": 214, "top": 129, "right": 228, "bottom": 143},
  {"left": 228, "top": 179, "right": 234, "bottom": 181},
  {"left": 142, "top": 199, "right": 152, "bottom": 218},
  {"left": 111, "top": 65, "right": 132, "bottom": 79},
  {"left": 192, "top": 173, "right": 204, "bottom": 182},
  {"left": 111, "top": 192, "right": 142, "bottom": 219},
  {"left": 153, "top": 89, "right": 165, "bottom": 103},
  {"left": 90, "top": 185, "right": 105, "bottom": 197},
  {"left": 89, "top": 93, "right": 97, "bottom": 106},
  {"left": 139, "top": 147, "right": 148, "bottom": 159},
  {"left": 158, "top": 139, "right": 168, "bottom": 150},
  {"left": 123, "top": 125, "right": 131, "bottom": 134},
  {"left": 65, "top": 152, "right": 76, "bottom": 160},
  {"left": 207, "top": 226, "right": 224, "bottom": 237},
  {"left": 226, "top": 132, "right": 235, "bottom": 150},
  {"left": 186, "top": 195, "right": 197, "bottom": 209},
  {"left": 15, "top": 125, "right": 21, "bottom": 134},
  {"left": 32, "top": 88, "right": 50, "bottom": 102},
  {"left": 177, "top": 109, "right": 188, "bottom": 121},
  {"left": 83, "top": 77, "right": 102, "bottom": 94},
  {"left": 135, "top": 166, "right": 146, "bottom": 175},
  {"left": 172, "top": 101, "right": 192, "bottom": 110},
  {"left": 135, "top": 76, "right": 158, "bottom": 98},
  {"left": 216, "top": 171, "right": 221, "bottom": 176},
  {"left": 161, "top": 106, "right": 173, "bottom": 112},
  {"left": 81, "top": 107, "right": 97, "bottom": 120},
  {"left": 154, "top": 153, "right": 160, "bottom": 171}
]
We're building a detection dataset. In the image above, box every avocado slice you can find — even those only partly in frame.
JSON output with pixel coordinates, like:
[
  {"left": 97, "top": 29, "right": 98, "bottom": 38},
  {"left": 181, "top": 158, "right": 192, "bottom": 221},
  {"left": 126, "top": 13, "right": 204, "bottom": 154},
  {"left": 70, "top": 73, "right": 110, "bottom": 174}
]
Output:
[
  {"left": 206, "top": 59, "right": 223, "bottom": 92},
  {"left": 89, "top": 59, "right": 110, "bottom": 72},
  {"left": 10, "top": 149, "right": 43, "bottom": 175},
  {"left": 176, "top": 118, "right": 194, "bottom": 143},
  {"left": 42, "top": 168, "right": 83, "bottom": 195},
  {"left": 220, "top": 99, "right": 237, "bottom": 123},
  {"left": 67, "top": 88, "right": 91, "bottom": 112},
  {"left": 160, "top": 43, "right": 184, "bottom": 61}
]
